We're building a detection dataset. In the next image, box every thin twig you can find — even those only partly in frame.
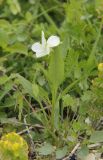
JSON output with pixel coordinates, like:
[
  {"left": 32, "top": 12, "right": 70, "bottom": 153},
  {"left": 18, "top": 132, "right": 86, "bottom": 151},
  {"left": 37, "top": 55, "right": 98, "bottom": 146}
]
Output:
[
  {"left": 24, "top": 117, "right": 35, "bottom": 149},
  {"left": 23, "top": 95, "right": 35, "bottom": 112},
  {"left": 18, "top": 124, "right": 44, "bottom": 135},
  {"left": 62, "top": 143, "right": 80, "bottom": 160},
  {"left": 95, "top": 117, "right": 103, "bottom": 130},
  {"left": 88, "top": 143, "right": 103, "bottom": 149},
  {"left": 62, "top": 142, "right": 102, "bottom": 160},
  {"left": 13, "top": 85, "right": 35, "bottom": 112},
  {"left": 18, "top": 126, "right": 34, "bottom": 135}
]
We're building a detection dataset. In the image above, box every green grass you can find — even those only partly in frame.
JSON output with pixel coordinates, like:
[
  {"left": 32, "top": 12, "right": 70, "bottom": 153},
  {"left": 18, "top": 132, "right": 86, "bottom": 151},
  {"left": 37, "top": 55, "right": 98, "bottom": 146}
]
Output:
[{"left": 0, "top": 0, "right": 103, "bottom": 159}]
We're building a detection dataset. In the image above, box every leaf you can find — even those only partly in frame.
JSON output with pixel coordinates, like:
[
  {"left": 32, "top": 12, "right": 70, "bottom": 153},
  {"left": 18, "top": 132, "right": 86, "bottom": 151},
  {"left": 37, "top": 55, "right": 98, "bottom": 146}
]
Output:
[
  {"left": 0, "top": 20, "right": 10, "bottom": 29},
  {"left": 64, "top": 49, "right": 79, "bottom": 78},
  {"left": 77, "top": 145, "right": 89, "bottom": 159},
  {"left": 0, "top": 117, "right": 19, "bottom": 125},
  {"left": 17, "top": 33, "right": 28, "bottom": 42},
  {"left": 25, "top": 11, "right": 33, "bottom": 22},
  {"left": 16, "top": 92, "right": 23, "bottom": 120},
  {"left": 7, "top": 0, "right": 21, "bottom": 15},
  {"left": 32, "top": 83, "right": 39, "bottom": 99},
  {"left": 65, "top": 0, "right": 83, "bottom": 24},
  {"left": 72, "top": 121, "right": 86, "bottom": 132},
  {"left": 81, "top": 91, "right": 92, "bottom": 102},
  {"left": 56, "top": 146, "right": 67, "bottom": 159},
  {"left": 85, "top": 54, "right": 96, "bottom": 76},
  {"left": 32, "top": 112, "right": 43, "bottom": 124},
  {"left": 16, "top": 74, "right": 33, "bottom": 97},
  {"left": 63, "top": 94, "right": 75, "bottom": 108},
  {"left": 62, "top": 94, "right": 78, "bottom": 112},
  {"left": 0, "top": 75, "right": 9, "bottom": 85},
  {"left": 48, "top": 48, "right": 64, "bottom": 92},
  {"left": 90, "top": 131, "right": 103, "bottom": 143},
  {"left": 37, "top": 143, "right": 55, "bottom": 156},
  {"left": 0, "top": 29, "right": 9, "bottom": 48},
  {"left": 39, "top": 86, "right": 49, "bottom": 103},
  {"left": 0, "top": 81, "right": 13, "bottom": 101},
  {"left": 0, "top": 98, "right": 15, "bottom": 108},
  {"left": 0, "top": 112, "right": 7, "bottom": 119},
  {"left": 7, "top": 43, "right": 28, "bottom": 55},
  {"left": 13, "top": 74, "right": 44, "bottom": 102}
]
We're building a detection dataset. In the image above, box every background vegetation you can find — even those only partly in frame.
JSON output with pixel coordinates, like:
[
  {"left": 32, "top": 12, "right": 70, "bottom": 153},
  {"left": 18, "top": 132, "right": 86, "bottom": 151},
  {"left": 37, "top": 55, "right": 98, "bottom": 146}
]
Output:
[{"left": 0, "top": 0, "right": 103, "bottom": 159}]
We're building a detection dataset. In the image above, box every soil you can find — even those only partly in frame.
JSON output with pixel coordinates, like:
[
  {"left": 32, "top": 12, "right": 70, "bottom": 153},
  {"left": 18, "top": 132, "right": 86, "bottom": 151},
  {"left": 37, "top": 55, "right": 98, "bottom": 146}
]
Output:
[{"left": 69, "top": 154, "right": 77, "bottom": 160}]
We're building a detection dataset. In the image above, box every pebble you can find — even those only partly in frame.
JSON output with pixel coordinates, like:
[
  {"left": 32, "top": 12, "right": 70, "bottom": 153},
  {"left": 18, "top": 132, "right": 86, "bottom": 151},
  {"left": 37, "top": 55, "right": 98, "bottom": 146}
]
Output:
[{"left": 84, "top": 153, "right": 96, "bottom": 160}]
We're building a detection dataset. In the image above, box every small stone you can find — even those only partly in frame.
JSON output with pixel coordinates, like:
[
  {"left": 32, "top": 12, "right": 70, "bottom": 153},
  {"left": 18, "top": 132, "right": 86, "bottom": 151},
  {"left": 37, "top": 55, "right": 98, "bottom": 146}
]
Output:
[
  {"left": 85, "top": 117, "right": 91, "bottom": 125},
  {"left": 85, "top": 153, "right": 96, "bottom": 160}
]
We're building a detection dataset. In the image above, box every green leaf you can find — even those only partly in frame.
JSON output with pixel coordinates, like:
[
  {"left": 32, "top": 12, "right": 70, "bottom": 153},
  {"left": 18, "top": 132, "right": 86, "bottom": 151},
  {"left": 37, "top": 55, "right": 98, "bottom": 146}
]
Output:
[
  {"left": 72, "top": 121, "right": 85, "bottom": 132},
  {"left": 77, "top": 146, "right": 89, "bottom": 159},
  {"left": 16, "top": 92, "right": 23, "bottom": 120},
  {"left": 48, "top": 48, "right": 64, "bottom": 92},
  {"left": 0, "top": 29, "right": 9, "bottom": 48},
  {"left": 90, "top": 131, "right": 103, "bottom": 143},
  {"left": 0, "top": 98, "right": 15, "bottom": 108},
  {"left": 63, "top": 94, "right": 75, "bottom": 107},
  {"left": 81, "top": 91, "right": 92, "bottom": 102},
  {"left": 16, "top": 74, "right": 33, "bottom": 97},
  {"left": 32, "top": 112, "right": 43, "bottom": 124},
  {"left": 0, "top": 75, "right": 9, "bottom": 85},
  {"left": 7, "top": 0, "right": 21, "bottom": 15},
  {"left": 0, "top": 20, "right": 10, "bottom": 29},
  {"left": 65, "top": 0, "right": 83, "bottom": 24},
  {"left": 39, "top": 86, "right": 49, "bottom": 102},
  {"left": 37, "top": 143, "right": 55, "bottom": 156},
  {"left": 64, "top": 49, "right": 79, "bottom": 78},
  {"left": 0, "top": 81, "right": 13, "bottom": 101},
  {"left": 17, "top": 33, "right": 28, "bottom": 42},
  {"left": 56, "top": 146, "right": 67, "bottom": 159},
  {"left": 0, "top": 117, "right": 19, "bottom": 126},
  {"left": 25, "top": 11, "right": 33, "bottom": 22},
  {"left": 7, "top": 43, "right": 28, "bottom": 55},
  {"left": 32, "top": 83, "right": 39, "bottom": 99},
  {"left": 62, "top": 94, "right": 78, "bottom": 112}
]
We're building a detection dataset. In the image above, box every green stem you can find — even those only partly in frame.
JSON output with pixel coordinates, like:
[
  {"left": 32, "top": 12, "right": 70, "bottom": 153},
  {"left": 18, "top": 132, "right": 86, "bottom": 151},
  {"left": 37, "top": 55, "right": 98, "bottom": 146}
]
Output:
[
  {"left": 38, "top": 100, "right": 48, "bottom": 124},
  {"left": 40, "top": 4, "right": 60, "bottom": 34},
  {"left": 58, "top": 79, "right": 80, "bottom": 101},
  {"left": 51, "top": 88, "right": 57, "bottom": 130}
]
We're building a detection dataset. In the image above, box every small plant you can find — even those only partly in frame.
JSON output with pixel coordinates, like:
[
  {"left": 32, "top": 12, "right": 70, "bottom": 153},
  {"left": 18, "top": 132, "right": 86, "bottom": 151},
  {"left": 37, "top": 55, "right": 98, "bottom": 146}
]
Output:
[
  {"left": 0, "top": 132, "right": 28, "bottom": 160},
  {"left": 31, "top": 31, "right": 60, "bottom": 58},
  {"left": 0, "top": 0, "right": 103, "bottom": 159}
]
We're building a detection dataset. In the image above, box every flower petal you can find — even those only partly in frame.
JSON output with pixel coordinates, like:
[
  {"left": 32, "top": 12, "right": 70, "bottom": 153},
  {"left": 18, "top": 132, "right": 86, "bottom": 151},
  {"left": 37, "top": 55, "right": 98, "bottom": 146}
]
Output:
[
  {"left": 31, "top": 42, "right": 50, "bottom": 58},
  {"left": 47, "top": 36, "right": 60, "bottom": 47},
  {"left": 36, "top": 52, "right": 44, "bottom": 58},
  {"left": 44, "top": 45, "right": 50, "bottom": 55},
  {"left": 42, "top": 31, "right": 46, "bottom": 47},
  {"left": 31, "top": 42, "right": 44, "bottom": 58},
  {"left": 31, "top": 42, "right": 42, "bottom": 53},
  {"left": 36, "top": 45, "right": 50, "bottom": 58}
]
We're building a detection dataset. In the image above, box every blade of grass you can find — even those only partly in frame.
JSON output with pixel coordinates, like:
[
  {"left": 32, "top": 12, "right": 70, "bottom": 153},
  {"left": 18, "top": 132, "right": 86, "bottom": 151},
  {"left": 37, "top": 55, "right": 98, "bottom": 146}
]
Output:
[{"left": 40, "top": 4, "right": 60, "bottom": 34}]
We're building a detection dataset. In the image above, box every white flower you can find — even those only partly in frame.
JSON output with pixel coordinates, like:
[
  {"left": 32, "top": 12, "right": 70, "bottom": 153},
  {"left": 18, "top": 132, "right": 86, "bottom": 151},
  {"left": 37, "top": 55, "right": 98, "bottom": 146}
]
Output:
[{"left": 31, "top": 31, "right": 60, "bottom": 58}]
